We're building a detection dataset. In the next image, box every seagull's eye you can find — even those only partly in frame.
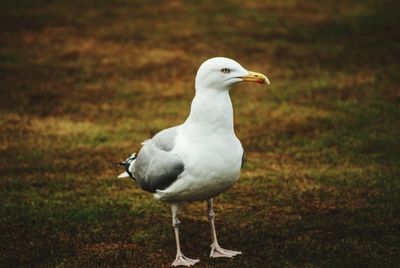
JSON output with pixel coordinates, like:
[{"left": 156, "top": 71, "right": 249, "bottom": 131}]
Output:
[{"left": 221, "top": 68, "right": 231, "bottom": 74}]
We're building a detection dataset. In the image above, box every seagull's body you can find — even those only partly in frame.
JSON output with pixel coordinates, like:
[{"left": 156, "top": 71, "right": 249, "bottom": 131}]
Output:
[
  {"left": 157, "top": 90, "right": 243, "bottom": 202},
  {"left": 118, "top": 57, "right": 269, "bottom": 266}
]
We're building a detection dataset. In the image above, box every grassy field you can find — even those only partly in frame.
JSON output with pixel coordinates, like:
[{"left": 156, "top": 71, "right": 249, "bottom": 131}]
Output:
[{"left": 1, "top": 0, "right": 400, "bottom": 267}]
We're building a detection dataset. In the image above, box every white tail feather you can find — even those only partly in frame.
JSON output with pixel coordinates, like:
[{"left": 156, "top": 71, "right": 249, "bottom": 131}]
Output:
[{"left": 117, "top": 172, "right": 129, "bottom": 178}]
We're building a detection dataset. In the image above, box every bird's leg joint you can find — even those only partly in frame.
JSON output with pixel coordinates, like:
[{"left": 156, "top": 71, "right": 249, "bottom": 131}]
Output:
[
  {"left": 173, "top": 217, "right": 181, "bottom": 228},
  {"left": 207, "top": 209, "right": 215, "bottom": 220}
]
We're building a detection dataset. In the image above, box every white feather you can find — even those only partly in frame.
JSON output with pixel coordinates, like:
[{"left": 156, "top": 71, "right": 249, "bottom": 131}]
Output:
[{"left": 117, "top": 172, "right": 129, "bottom": 178}]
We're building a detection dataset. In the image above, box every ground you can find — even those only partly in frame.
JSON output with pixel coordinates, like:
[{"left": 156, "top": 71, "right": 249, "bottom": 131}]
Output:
[{"left": 0, "top": 0, "right": 399, "bottom": 267}]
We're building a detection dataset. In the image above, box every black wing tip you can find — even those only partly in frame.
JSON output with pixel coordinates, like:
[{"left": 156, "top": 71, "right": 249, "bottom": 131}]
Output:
[
  {"left": 116, "top": 153, "right": 137, "bottom": 167},
  {"left": 114, "top": 153, "right": 138, "bottom": 180},
  {"left": 120, "top": 153, "right": 137, "bottom": 181}
]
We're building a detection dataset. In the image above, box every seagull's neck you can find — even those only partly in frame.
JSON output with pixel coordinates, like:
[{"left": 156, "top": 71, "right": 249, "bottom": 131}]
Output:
[{"left": 184, "top": 86, "right": 234, "bottom": 136}]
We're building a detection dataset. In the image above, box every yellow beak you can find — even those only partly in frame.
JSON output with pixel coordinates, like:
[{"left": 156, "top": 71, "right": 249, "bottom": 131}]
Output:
[{"left": 241, "top": 71, "right": 270, "bottom": 85}]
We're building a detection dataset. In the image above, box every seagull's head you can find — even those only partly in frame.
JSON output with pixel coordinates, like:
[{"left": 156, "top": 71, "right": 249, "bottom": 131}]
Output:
[{"left": 195, "top": 57, "right": 270, "bottom": 91}]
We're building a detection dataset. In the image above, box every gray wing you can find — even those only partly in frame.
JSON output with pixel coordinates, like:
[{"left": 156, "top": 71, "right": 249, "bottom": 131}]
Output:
[
  {"left": 133, "top": 126, "right": 184, "bottom": 193},
  {"left": 152, "top": 126, "right": 178, "bottom": 151}
]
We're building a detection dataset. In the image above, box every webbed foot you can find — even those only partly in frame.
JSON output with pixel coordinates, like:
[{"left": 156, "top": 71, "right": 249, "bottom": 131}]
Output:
[
  {"left": 172, "top": 254, "right": 200, "bottom": 266},
  {"left": 210, "top": 243, "right": 242, "bottom": 258}
]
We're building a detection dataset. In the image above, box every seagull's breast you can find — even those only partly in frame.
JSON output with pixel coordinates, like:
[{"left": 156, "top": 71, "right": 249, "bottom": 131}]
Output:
[
  {"left": 181, "top": 132, "right": 242, "bottom": 176},
  {"left": 157, "top": 128, "right": 243, "bottom": 202}
]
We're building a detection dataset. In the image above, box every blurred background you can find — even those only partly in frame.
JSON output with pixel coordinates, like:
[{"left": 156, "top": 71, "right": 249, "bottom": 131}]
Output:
[{"left": 1, "top": 0, "right": 399, "bottom": 267}]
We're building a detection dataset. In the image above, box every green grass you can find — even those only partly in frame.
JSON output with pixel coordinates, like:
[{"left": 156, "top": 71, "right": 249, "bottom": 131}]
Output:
[{"left": 1, "top": 0, "right": 399, "bottom": 267}]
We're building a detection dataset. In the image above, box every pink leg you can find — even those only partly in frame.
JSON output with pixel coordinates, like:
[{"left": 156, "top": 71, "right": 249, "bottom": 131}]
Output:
[
  {"left": 171, "top": 203, "right": 200, "bottom": 267},
  {"left": 207, "top": 199, "right": 242, "bottom": 258}
]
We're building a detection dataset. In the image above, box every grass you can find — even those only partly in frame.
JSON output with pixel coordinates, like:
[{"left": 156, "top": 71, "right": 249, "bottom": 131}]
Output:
[{"left": 1, "top": 0, "right": 399, "bottom": 267}]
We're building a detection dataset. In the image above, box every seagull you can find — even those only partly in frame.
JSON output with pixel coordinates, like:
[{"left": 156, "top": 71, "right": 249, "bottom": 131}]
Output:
[{"left": 117, "top": 57, "right": 269, "bottom": 266}]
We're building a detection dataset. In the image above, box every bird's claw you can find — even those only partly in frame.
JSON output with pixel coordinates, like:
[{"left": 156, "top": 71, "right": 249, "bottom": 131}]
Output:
[
  {"left": 210, "top": 244, "right": 242, "bottom": 258},
  {"left": 172, "top": 254, "right": 199, "bottom": 267}
]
